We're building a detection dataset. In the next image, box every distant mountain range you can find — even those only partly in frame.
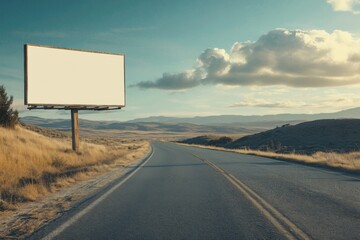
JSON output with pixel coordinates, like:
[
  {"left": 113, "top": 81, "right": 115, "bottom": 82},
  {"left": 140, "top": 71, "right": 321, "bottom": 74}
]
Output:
[
  {"left": 20, "top": 116, "right": 257, "bottom": 134},
  {"left": 20, "top": 107, "right": 360, "bottom": 134},
  {"left": 128, "top": 107, "right": 360, "bottom": 125}
]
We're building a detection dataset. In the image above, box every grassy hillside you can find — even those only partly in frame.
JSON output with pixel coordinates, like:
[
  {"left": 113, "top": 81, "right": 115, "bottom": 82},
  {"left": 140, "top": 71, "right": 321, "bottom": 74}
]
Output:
[
  {"left": 20, "top": 117, "right": 262, "bottom": 142},
  {"left": 0, "top": 126, "right": 149, "bottom": 210},
  {"left": 182, "top": 119, "right": 360, "bottom": 154},
  {"left": 180, "top": 119, "right": 360, "bottom": 171},
  {"left": 228, "top": 119, "right": 360, "bottom": 153}
]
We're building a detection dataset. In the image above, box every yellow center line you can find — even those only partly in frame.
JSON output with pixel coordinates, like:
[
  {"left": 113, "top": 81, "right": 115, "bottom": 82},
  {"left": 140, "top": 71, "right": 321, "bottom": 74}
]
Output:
[{"left": 189, "top": 152, "right": 311, "bottom": 240}]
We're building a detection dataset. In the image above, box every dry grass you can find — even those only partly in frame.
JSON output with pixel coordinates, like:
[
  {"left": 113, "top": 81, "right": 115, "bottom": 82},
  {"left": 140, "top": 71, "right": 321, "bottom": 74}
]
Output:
[
  {"left": 178, "top": 143, "right": 360, "bottom": 171},
  {"left": 0, "top": 126, "right": 149, "bottom": 209}
]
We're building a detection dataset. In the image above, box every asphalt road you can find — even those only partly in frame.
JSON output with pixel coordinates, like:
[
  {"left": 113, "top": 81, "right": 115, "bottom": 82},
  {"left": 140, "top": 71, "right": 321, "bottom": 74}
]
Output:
[{"left": 31, "top": 142, "right": 360, "bottom": 240}]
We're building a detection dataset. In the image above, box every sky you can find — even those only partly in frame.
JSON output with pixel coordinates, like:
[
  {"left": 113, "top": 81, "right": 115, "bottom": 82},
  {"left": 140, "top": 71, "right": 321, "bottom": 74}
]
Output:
[{"left": 0, "top": 0, "right": 359, "bottom": 121}]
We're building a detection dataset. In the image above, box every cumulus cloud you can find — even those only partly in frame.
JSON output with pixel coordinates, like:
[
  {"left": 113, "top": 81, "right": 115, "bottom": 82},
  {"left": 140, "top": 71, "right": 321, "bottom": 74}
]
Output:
[
  {"left": 135, "top": 29, "right": 360, "bottom": 90},
  {"left": 327, "top": 0, "right": 360, "bottom": 14}
]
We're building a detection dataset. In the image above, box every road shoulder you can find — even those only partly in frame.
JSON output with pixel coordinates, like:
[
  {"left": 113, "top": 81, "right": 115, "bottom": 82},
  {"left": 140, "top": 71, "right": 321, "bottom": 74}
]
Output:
[{"left": 0, "top": 145, "right": 152, "bottom": 240}]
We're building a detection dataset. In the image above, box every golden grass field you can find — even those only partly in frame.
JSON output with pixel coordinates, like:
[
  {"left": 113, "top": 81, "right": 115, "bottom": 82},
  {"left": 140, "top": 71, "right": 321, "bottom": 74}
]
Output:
[
  {"left": 178, "top": 143, "right": 360, "bottom": 171},
  {"left": 0, "top": 125, "right": 149, "bottom": 211}
]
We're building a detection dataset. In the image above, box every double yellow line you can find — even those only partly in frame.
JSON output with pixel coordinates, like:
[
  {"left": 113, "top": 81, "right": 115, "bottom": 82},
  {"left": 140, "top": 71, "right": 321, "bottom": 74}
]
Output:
[{"left": 190, "top": 152, "right": 311, "bottom": 240}]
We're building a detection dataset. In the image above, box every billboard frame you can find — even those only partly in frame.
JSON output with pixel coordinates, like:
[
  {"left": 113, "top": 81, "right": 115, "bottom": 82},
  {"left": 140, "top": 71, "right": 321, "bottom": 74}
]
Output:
[
  {"left": 24, "top": 44, "right": 126, "bottom": 110},
  {"left": 24, "top": 44, "right": 126, "bottom": 152}
]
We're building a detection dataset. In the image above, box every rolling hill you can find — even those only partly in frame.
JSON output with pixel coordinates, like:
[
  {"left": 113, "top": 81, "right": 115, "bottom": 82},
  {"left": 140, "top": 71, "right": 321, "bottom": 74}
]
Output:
[
  {"left": 21, "top": 107, "right": 360, "bottom": 135},
  {"left": 181, "top": 119, "right": 360, "bottom": 154},
  {"left": 20, "top": 116, "right": 258, "bottom": 134},
  {"left": 128, "top": 107, "right": 360, "bottom": 125}
]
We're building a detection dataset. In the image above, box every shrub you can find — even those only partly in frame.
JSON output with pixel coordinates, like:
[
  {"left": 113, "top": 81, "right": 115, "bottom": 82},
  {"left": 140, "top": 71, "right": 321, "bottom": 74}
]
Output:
[{"left": 0, "top": 85, "right": 18, "bottom": 128}]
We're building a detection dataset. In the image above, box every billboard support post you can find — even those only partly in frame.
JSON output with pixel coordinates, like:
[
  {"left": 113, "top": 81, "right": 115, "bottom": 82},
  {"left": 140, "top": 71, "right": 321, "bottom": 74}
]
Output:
[{"left": 71, "top": 109, "right": 79, "bottom": 152}]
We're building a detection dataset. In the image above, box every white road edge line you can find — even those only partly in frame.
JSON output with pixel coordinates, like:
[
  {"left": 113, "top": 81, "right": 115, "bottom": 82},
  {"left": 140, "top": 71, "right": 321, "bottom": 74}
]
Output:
[{"left": 41, "top": 148, "right": 155, "bottom": 240}]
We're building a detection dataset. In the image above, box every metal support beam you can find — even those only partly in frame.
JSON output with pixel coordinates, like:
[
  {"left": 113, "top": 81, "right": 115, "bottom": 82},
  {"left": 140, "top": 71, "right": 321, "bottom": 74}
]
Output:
[{"left": 71, "top": 109, "right": 79, "bottom": 152}]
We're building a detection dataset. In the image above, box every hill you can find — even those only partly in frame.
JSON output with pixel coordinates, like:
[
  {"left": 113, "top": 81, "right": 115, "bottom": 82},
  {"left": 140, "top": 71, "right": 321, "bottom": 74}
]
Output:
[
  {"left": 20, "top": 116, "right": 260, "bottom": 135},
  {"left": 0, "top": 125, "right": 148, "bottom": 206},
  {"left": 21, "top": 107, "right": 360, "bottom": 138},
  {"left": 181, "top": 119, "right": 360, "bottom": 154},
  {"left": 128, "top": 107, "right": 360, "bottom": 125}
]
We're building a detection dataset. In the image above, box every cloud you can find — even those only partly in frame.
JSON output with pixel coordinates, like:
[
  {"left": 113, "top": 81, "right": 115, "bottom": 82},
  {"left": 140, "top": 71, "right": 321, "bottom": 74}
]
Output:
[
  {"left": 229, "top": 89, "right": 360, "bottom": 111},
  {"left": 314, "top": 91, "right": 360, "bottom": 109},
  {"left": 229, "top": 99, "right": 308, "bottom": 108},
  {"left": 135, "top": 69, "right": 203, "bottom": 90},
  {"left": 327, "top": 0, "right": 360, "bottom": 14},
  {"left": 134, "top": 29, "right": 360, "bottom": 90}
]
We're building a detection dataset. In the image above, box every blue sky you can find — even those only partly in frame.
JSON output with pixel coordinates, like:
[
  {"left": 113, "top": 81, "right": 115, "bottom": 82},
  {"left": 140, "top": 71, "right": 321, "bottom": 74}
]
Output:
[{"left": 0, "top": 0, "right": 359, "bottom": 121}]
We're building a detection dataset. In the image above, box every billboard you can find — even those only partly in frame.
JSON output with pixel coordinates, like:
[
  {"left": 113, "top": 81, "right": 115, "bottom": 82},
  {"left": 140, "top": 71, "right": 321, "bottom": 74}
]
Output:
[{"left": 24, "top": 44, "right": 125, "bottom": 109}]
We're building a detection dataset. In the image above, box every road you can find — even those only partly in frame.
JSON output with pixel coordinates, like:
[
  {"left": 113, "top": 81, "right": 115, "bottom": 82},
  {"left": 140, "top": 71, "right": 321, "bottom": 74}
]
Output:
[{"left": 31, "top": 142, "right": 360, "bottom": 240}]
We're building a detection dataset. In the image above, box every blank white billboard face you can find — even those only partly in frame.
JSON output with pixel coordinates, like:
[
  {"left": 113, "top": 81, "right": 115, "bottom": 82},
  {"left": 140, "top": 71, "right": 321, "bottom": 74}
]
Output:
[{"left": 25, "top": 45, "right": 125, "bottom": 107}]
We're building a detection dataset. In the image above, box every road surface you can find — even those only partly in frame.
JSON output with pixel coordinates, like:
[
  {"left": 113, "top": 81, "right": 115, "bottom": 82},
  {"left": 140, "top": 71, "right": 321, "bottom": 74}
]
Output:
[{"left": 31, "top": 142, "right": 360, "bottom": 240}]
